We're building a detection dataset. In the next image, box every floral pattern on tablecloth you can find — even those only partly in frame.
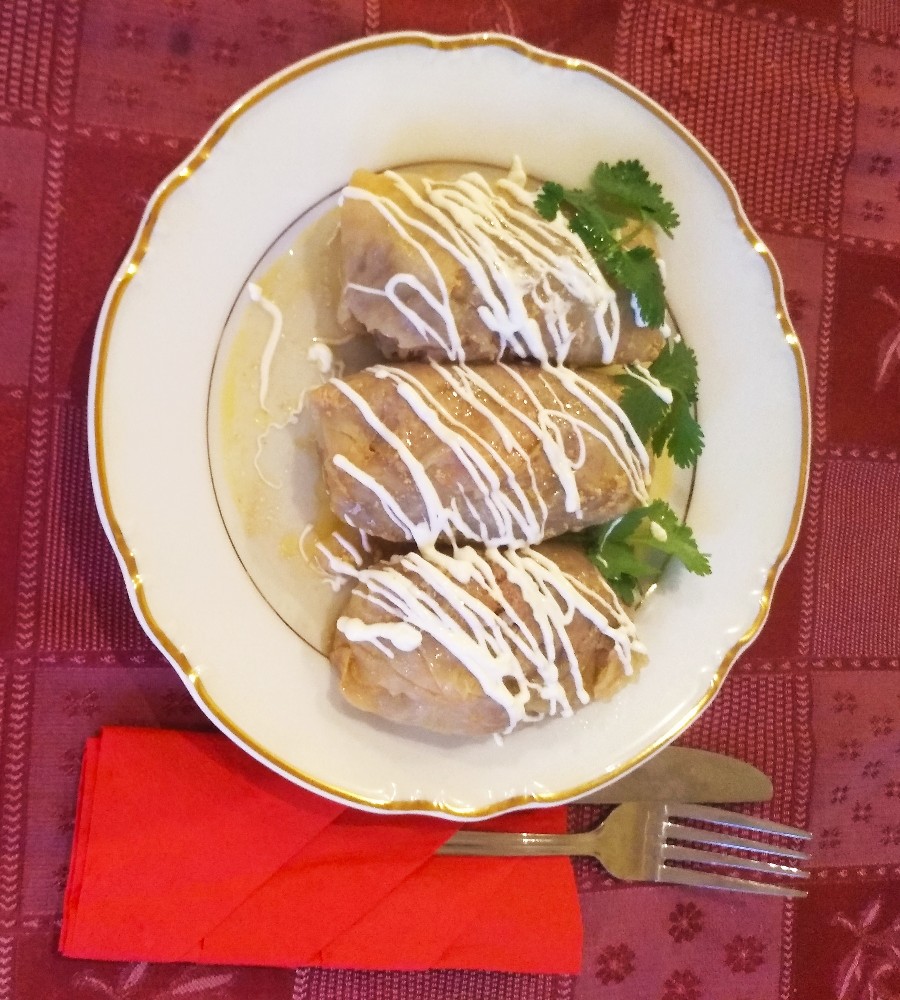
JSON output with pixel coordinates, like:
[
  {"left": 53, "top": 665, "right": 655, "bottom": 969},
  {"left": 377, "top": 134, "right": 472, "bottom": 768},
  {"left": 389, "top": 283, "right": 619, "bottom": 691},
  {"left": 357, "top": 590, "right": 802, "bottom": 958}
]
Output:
[{"left": 1, "top": 0, "right": 898, "bottom": 997}]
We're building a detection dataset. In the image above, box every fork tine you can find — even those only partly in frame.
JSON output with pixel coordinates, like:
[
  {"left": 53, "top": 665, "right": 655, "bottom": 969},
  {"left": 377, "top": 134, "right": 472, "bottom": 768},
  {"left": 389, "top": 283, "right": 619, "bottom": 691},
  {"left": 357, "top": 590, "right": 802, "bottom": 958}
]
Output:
[
  {"left": 666, "top": 803, "right": 811, "bottom": 840},
  {"left": 665, "top": 822, "right": 810, "bottom": 860},
  {"left": 663, "top": 844, "right": 809, "bottom": 879},
  {"left": 659, "top": 864, "right": 808, "bottom": 898}
]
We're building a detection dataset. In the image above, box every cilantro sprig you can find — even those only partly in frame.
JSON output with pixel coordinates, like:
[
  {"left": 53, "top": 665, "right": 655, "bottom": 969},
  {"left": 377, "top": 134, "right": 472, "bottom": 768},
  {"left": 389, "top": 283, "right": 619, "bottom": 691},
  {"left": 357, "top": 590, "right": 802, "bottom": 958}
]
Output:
[
  {"left": 537, "top": 161, "right": 707, "bottom": 600},
  {"left": 590, "top": 160, "right": 680, "bottom": 235},
  {"left": 585, "top": 500, "right": 711, "bottom": 605},
  {"left": 535, "top": 159, "right": 679, "bottom": 328},
  {"left": 616, "top": 338, "right": 703, "bottom": 468}
]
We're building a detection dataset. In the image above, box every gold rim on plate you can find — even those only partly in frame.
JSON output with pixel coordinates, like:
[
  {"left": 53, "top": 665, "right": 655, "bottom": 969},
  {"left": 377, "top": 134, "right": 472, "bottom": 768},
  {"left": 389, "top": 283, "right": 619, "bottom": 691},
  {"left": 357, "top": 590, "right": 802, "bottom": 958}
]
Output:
[{"left": 91, "top": 31, "right": 811, "bottom": 817}]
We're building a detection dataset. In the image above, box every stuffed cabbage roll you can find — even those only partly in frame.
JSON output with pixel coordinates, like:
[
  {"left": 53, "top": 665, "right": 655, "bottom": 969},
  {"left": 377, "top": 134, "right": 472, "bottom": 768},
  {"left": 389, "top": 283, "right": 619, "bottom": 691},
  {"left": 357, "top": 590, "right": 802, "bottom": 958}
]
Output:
[
  {"left": 326, "top": 541, "right": 642, "bottom": 737},
  {"left": 307, "top": 361, "right": 650, "bottom": 548},
  {"left": 338, "top": 164, "right": 666, "bottom": 366}
]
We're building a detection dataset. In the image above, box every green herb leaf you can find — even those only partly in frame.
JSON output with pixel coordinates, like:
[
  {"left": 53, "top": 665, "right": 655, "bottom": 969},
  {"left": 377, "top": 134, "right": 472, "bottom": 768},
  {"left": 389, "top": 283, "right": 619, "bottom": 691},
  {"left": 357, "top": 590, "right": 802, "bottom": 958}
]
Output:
[
  {"left": 534, "top": 181, "right": 565, "bottom": 221},
  {"left": 584, "top": 499, "right": 710, "bottom": 603},
  {"left": 615, "top": 339, "right": 703, "bottom": 468},
  {"left": 535, "top": 159, "right": 678, "bottom": 332},
  {"left": 652, "top": 394, "right": 704, "bottom": 468},
  {"left": 646, "top": 337, "right": 699, "bottom": 402},
  {"left": 603, "top": 244, "right": 666, "bottom": 328},
  {"left": 590, "top": 160, "right": 680, "bottom": 236},
  {"left": 616, "top": 376, "right": 670, "bottom": 441},
  {"left": 633, "top": 500, "right": 711, "bottom": 575}
]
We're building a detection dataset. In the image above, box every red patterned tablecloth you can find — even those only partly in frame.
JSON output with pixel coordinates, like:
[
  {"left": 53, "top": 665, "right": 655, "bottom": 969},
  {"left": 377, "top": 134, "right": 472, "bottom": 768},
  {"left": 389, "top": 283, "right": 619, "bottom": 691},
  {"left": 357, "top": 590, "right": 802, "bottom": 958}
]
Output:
[{"left": 1, "top": 1, "right": 898, "bottom": 998}]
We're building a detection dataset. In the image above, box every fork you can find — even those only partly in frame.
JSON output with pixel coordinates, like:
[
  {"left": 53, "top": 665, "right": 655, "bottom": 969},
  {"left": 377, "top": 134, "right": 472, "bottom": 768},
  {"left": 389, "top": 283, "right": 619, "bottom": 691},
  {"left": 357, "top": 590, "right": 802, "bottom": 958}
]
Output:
[{"left": 439, "top": 801, "right": 812, "bottom": 897}]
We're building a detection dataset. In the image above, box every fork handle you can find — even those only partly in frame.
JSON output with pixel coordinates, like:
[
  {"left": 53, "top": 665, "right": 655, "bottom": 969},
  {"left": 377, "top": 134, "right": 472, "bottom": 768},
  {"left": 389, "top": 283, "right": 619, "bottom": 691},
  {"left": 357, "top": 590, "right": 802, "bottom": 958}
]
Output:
[{"left": 438, "top": 830, "right": 595, "bottom": 858}]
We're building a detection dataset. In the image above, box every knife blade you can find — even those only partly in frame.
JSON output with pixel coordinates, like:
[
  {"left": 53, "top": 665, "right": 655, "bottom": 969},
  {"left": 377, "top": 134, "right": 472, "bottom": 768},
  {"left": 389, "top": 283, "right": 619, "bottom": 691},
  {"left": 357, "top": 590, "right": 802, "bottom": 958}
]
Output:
[{"left": 577, "top": 747, "right": 772, "bottom": 804}]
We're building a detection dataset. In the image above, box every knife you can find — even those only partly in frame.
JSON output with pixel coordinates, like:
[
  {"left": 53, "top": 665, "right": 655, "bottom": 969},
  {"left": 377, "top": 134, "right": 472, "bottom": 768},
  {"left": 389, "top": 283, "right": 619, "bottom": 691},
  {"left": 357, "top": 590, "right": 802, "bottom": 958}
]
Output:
[{"left": 577, "top": 747, "right": 772, "bottom": 804}]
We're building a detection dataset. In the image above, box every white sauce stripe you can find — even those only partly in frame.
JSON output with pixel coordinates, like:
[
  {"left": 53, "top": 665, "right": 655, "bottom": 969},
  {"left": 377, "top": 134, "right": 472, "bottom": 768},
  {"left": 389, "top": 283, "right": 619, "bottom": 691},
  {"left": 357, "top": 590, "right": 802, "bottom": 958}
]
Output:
[
  {"left": 336, "top": 616, "right": 422, "bottom": 656},
  {"left": 248, "top": 283, "right": 283, "bottom": 413},
  {"left": 630, "top": 362, "right": 674, "bottom": 404}
]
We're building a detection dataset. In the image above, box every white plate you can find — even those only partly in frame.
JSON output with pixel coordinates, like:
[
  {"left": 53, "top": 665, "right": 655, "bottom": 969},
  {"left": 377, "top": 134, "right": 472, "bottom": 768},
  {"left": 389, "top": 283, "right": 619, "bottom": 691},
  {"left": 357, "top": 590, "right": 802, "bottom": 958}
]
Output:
[{"left": 89, "top": 32, "right": 809, "bottom": 819}]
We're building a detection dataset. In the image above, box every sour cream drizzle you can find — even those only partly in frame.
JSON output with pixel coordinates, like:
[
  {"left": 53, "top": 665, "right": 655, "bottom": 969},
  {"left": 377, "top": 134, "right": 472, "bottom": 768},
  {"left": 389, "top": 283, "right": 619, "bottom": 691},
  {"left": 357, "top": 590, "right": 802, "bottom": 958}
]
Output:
[
  {"left": 341, "top": 160, "right": 623, "bottom": 364},
  {"left": 247, "top": 283, "right": 283, "bottom": 412},
  {"left": 322, "top": 542, "right": 641, "bottom": 733},
  {"left": 629, "top": 362, "right": 674, "bottom": 404},
  {"left": 335, "top": 616, "right": 422, "bottom": 658},
  {"left": 327, "top": 360, "right": 650, "bottom": 547}
]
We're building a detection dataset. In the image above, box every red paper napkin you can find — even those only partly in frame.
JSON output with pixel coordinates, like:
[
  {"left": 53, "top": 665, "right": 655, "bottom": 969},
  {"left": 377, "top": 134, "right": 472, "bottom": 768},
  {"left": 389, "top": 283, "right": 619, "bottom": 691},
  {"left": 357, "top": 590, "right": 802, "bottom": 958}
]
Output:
[{"left": 60, "top": 728, "right": 582, "bottom": 973}]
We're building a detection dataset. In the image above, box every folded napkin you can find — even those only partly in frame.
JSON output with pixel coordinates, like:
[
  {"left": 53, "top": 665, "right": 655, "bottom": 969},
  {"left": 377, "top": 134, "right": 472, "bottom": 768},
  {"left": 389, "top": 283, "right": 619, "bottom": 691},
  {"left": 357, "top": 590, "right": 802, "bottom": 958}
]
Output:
[{"left": 60, "top": 728, "right": 582, "bottom": 973}]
